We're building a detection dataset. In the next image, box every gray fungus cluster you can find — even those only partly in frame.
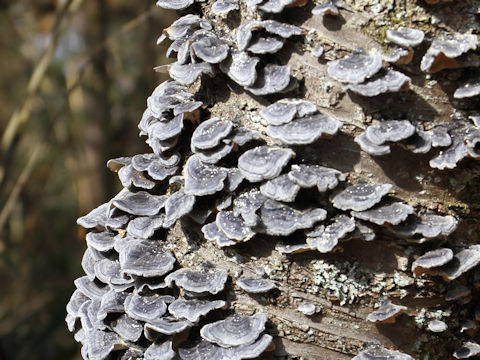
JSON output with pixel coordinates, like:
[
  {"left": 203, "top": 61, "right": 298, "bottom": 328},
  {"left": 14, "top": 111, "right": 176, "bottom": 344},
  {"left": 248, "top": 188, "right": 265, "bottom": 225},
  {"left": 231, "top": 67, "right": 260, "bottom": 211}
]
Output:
[{"left": 67, "top": 0, "right": 480, "bottom": 359}]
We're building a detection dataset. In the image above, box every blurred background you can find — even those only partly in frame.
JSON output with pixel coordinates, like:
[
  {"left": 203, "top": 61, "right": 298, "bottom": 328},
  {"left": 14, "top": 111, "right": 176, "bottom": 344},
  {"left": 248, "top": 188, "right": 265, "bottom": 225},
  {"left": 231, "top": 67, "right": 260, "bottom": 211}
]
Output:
[{"left": 0, "top": 1, "right": 174, "bottom": 358}]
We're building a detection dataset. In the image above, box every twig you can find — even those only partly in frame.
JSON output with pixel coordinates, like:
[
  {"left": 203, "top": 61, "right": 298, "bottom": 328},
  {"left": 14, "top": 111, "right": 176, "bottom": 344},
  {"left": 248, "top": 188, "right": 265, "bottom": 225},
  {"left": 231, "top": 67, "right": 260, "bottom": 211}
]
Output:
[
  {"left": 0, "top": 0, "right": 78, "bottom": 185},
  {"left": 0, "top": 145, "right": 42, "bottom": 237}
]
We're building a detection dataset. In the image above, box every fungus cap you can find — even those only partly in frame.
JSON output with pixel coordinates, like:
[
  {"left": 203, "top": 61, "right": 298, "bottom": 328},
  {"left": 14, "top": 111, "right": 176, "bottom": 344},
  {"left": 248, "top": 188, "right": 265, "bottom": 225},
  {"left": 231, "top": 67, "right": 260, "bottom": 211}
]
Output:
[
  {"left": 236, "top": 277, "right": 276, "bottom": 293},
  {"left": 355, "top": 132, "right": 391, "bottom": 156},
  {"left": 246, "top": 64, "right": 291, "bottom": 95},
  {"left": 126, "top": 215, "right": 164, "bottom": 239},
  {"left": 220, "top": 51, "right": 259, "bottom": 87},
  {"left": 238, "top": 146, "right": 294, "bottom": 182},
  {"left": 212, "top": 0, "right": 239, "bottom": 14},
  {"left": 365, "top": 120, "right": 416, "bottom": 145},
  {"left": 306, "top": 214, "right": 356, "bottom": 253},
  {"left": 145, "top": 316, "right": 193, "bottom": 335},
  {"left": 77, "top": 203, "right": 110, "bottom": 229},
  {"left": 386, "top": 27, "right": 425, "bottom": 47},
  {"left": 110, "top": 314, "right": 143, "bottom": 342},
  {"left": 298, "top": 302, "right": 320, "bottom": 315},
  {"left": 259, "top": 200, "right": 327, "bottom": 236},
  {"left": 352, "top": 203, "right": 414, "bottom": 226},
  {"left": 441, "top": 245, "right": 480, "bottom": 280},
  {"left": 427, "top": 319, "right": 447, "bottom": 333},
  {"left": 169, "top": 299, "right": 226, "bottom": 322},
  {"left": 366, "top": 298, "right": 407, "bottom": 323},
  {"left": 331, "top": 183, "right": 392, "bottom": 211},
  {"left": 163, "top": 190, "right": 196, "bottom": 228},
  {"left": 454, "top": 342, "right": 480, "bottom": 359},
  {"left": 85, "top": 231, "right": 116, "bottom": 252},
  {"left": 247, "top": 36, "right": 284, "bottom": 54},
  {"left": 169, "top": 62, "right": 214, "bottom": 85},
  {"left": 124, "top": 293, "right": 174, "bottom": 322},
  {"left": 327, "top": 48, "right": 383, "bottom": 84},
  {"left": 200, "top": 312, "right": 267, "bottom": 347},
  {"left": 191, "top": 36, "right": 229, "bottom": 64},
  {"left": 148, "top": 113, "right": 184, "bottom": 141},
  {"left": 411, "top": 248, "right": 454, "bottom": 277},
  {"left": 288, "top": 164, "right": 345, "bottom": 192},
  {"left": 267, "top": 114, "right": 342, "bottom": 145},
  {"left": 260, "top": 174, "right": 300, "bottom": 202},
  {"left": 156, "top": 0, "right": 194, "bottom": 10},
  {"left": 216, "top": 210, "right": 255, "bottom": 242},
  {"left": 202, "top": 221, "right": 237, "bottom": 247},
  {"left": 344, "top": 70, "right": 411, "bottom": 97},
  {"left": 165, "top": 268, "right": 228, "bottom": 295},
  {"left": 232, "top": 189, "right": 267, "bottom": 226},
  {"left": 144, "top": 341, "right": 176, "bottom": 360},
  {"left": 184, "top": 155, "right": 228, "bottom": 196},
  {"left": 312, "top": 0, "right": 339, "bottom": 16},
  {"left": 191, "top": 118, "right": 233, "bottom": 150},
  {"left": 454, "top": 76, "right": 480, "bottom": 99},
  {"left": 118, "top": 239, "right": 176, "bottom": 278},
  {"left": 353, "top": 345, "right": 414, "bottom": 360},
  {"left": 112, "top": 191, "right": 167, "bottom": 216},
  {"left": 420, "top": 34, "right": 478, "bottom": 73}
]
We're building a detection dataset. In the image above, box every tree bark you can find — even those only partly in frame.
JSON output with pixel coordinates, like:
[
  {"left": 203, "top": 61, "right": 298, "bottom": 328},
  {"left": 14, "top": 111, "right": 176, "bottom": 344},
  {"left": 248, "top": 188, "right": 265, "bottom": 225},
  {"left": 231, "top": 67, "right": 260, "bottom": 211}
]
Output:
[{"left": 166, "top": 1, "right": 480, "bottom": 359}]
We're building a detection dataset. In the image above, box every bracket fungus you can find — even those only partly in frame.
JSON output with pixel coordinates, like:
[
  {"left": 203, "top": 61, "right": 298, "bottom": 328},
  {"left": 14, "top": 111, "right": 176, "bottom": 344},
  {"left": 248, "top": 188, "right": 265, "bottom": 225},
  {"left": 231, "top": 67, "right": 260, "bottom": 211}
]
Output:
[
  {"left": 216, "top": 210, "right": 255, "bottom": 242},
  {"left": 365, "top": 120, "right": 416, "bottom": 145},
  {"left": 355, "top": 132, "right": 391, "bottom": 156},
  {"left": 118, "top": 239, "right": 176, "bottom": 278},
  {"left": 307, "top": 214, "right": 356, "bottom": 253},
  {"left": 259, "top": 199, "right": 327, "bottom": 236},
  {"left": 191, "top": 117, "right": 233, "bottom": 151},
  {"left": 427, "top": 319, "right": 448, "bottom": 333},
  {"left": 331, "top": 183, "right": 392, "bottom": 212},
  {"left": 184, "top": 155, "right": 228, "bottom": 196},
  {"left": 246, "top": 64, "right": 292, "bottom": 96},
  {"left": 266, "top": 113, "right": 342, "bottom": 145},
  {"left": 144, "top": 341, "right": 176, "bottom": 360},
  {"left": 440, "top": 245, "right": 480, "bottom": 281},
  {"left": 236, "top": 277, "right": 277, "bottom": 293},
  {"left": 156, "top": 0, "right": 194, "bottom": 10},
  {"left": 212, "top": 0, "right": 239, "bottom": 14},
  {"left": 386, "top": 27, "right": 425, "bottom": 48},
  {"left": 327, "top": 48, "right": 383, "bottom": 84},
  {"left": 353, "top": 346, "right": 414, "bottom": 360},
  {"left": 201, "top": 221, "right": 237, "bottom": 247},
  {"left": 112, "top": 191, "right": 167, "bottom": 217},
  {"left": 454, "top": 342, "right": 480, "bottom": 359},
  {"left": 288, "top": 164, "right": 345, "bottom": 192},
  {"left": 312, "top": 0, "right": 339, "bottom": 16},
  {"left": 232, "top": 189, "right": 267, "bottom": 226},
  {"left": 200, "top": 312, "right": 267, "bottom": 347},
  {"left": 298, "top": 302, "right": 321, "bottom": 315},
  {"left": 220, "top": 51, "right": 259, "bottom": 87},
  {"left": 163, "top": 190, "right": 196, "bottom": 228},
  {"left": 421, "top": 34, "right": 478, "bottom": 73},
  {"left": 165, "top": 268, "right": 228, "bottom": 296},
  {"left": 412, "top": 248, "right": 454, "bottom": 277},
  {"left": 454, "top": 75, "right": 480, "bottom": 99},
  {"left": 366, "top": 298, "right": 407, "bottom": 323},
  {"left": 351, "top": 203, "right": 414, "bottom": 226},
  {"left": 260, "top": 98, "right": 317, "bottom": 126},
  {"left": 169, "top": 299, "right": 226, "bottom": 322},
  {"left": 238, "top": 146, "right": 294, "bottom": 182},
  {"left": 260, "top": 174, "right": 300, "bottom": 202},
  {"left": 344, "top": 70, "right": 411, "bottom": 97}
]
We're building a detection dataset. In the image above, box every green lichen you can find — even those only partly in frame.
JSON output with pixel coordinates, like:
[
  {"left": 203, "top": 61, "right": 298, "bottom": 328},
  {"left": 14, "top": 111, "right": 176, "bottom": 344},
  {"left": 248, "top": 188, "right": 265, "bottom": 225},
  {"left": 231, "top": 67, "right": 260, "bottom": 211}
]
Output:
[{"left": 311, "top": 259, "right": 386, "bottom": 305}]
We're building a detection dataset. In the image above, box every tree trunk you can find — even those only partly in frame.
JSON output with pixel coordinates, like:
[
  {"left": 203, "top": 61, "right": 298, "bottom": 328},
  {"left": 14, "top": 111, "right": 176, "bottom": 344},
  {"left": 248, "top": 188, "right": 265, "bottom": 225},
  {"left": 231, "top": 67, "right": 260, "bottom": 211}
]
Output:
[{"left": 69, "top": 1, "right": 480, "bottom": 359}]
